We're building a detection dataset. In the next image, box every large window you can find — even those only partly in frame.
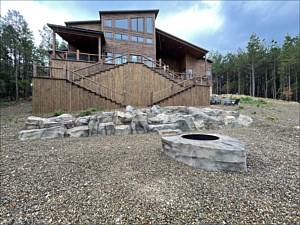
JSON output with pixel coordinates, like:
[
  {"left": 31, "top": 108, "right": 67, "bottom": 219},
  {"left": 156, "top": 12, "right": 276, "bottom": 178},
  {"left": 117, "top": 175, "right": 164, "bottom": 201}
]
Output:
[
  {"left": 105, "top": 19, "right": 112, "bottom": 27},
  {"left": 145, "top": 57, "right": 153, "bottom": 67},
  {"left": 115, "top": 19, "right": 128, "bottom": 29},
  {"left": 131, "top": 36, "right": 144, "bottom": 43},
  {"left": 115, "top": 33, "right": 128, "bottom": 40},
  {"left": 146, "top": 17, "right": 153, "bottom": 34},
  {"left": 131, "top": 18, "right": 144, "bottom": 32}
]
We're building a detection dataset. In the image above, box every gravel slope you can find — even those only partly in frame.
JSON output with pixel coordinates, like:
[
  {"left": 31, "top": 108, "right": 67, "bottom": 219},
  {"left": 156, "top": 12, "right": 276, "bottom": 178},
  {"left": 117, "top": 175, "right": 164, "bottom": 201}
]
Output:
[{"left": 0, "top": 100, "right": 299, "bottom": 224}]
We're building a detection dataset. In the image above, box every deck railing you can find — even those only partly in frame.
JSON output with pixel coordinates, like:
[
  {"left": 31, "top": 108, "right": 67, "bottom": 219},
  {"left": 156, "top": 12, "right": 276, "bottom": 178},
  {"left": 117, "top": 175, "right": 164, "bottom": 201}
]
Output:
[{"left": 55, "top": 50, "right": 99, "bottom": 62}]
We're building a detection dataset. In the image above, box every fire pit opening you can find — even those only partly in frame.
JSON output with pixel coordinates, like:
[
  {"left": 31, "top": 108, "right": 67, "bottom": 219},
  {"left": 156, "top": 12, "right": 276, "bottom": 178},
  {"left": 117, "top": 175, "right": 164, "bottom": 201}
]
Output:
[{"left": 182, "top": 134, "right": 220, "bottom": 141}]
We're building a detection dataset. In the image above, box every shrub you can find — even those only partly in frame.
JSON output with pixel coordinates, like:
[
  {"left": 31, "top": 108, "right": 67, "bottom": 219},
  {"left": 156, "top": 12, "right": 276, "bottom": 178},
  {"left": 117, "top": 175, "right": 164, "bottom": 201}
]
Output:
[
  {"left": 53, "top": 109, "right": 64, "bottom": 117},
  {"left": 240, "top": 96, "right": 269, "bottom": 107},
  {"left": 78, "top": 108, "right": 97, "bottom": 117}
]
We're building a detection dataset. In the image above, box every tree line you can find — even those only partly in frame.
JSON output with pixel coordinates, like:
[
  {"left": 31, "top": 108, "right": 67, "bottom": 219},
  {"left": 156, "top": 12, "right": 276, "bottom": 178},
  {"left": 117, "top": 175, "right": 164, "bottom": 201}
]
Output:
[
  {"left": 0, "top": 10, "right": 66, "bottom": 101},
  {"left": 208, "top": 33, "right": 299, "bottom": 101}
]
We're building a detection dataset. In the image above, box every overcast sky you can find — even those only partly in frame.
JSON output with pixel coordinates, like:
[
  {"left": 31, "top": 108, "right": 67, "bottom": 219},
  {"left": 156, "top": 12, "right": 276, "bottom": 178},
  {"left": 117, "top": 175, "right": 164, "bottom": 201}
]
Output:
[{"left": 1, "top": 1, "right": 299, "bottom": 54}]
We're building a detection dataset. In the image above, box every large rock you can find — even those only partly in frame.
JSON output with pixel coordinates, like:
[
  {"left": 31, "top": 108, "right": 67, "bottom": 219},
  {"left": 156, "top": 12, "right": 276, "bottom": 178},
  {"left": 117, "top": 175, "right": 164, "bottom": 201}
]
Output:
[
  {"left": 115, "top": 125, "right": 131, "bottom": 135},
  {"left": 147, "top": 113, "right": 170, "bottom": 124},
  {"left": 99, "top": 112, "right": 114, "bottom": 123},
  {"left": 65, "top": 126, "right": 89, "bottom": 138},
  {"left": 88, "top": 115, "right": 98, "bottom": 136},
  {"left": 113, "top": 111, "right": 133, "bottom": 125},
  {"left": 105, "top": 122, "right": 115, "bottom": 135},
  {"left": 148, "top": 124, "right": 178, "bottom": 132},
  {"left": 19, "top": 126, "right": 65, "bottom": 140},
  {"left": 239, "top": 115, "right": 253, "bottom": 127},
  {"left": 169, "top": 114, "right": 196, "bottom": 131},
  {"left": 75, "top": 116, "right": 91, "bottom": 126},
  {"left": 24, "top": 116, "right": 42, "bottom": 129},
  {"left": 131, "top": 113, "right": 149, "bottom": 134},
  {"left": 97, "top": 123, "right": 106, "bottom": 135},
  {"left": 49, "top": 114, "right": 75, "bottom": 129},
  {"left": 161, "top": 134, "right": 247, "bottom": 172}
]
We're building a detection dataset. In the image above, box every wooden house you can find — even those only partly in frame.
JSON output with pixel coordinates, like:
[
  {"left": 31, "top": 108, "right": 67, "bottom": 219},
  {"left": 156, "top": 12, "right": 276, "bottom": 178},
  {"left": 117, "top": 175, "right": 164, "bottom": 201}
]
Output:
[{"left": 32, "top": 9, "right": 212, "bottom": 114}]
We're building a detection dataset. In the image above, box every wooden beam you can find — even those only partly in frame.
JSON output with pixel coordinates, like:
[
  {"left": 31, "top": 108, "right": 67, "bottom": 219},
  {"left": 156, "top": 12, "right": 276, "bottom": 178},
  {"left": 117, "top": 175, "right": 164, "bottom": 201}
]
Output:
[{"left": 52, "top": 31, "right": 56, "bottom": 58}]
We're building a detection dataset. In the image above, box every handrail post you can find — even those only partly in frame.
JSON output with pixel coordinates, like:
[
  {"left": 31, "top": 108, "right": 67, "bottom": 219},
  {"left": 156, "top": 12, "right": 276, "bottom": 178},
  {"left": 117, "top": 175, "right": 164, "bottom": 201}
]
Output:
[
  {"left": 63, "top": 64, "right": 67, "bottom": 79},
  {"left": 159, "top": 58, "right": 162, "bottom": 68},
  {"left": 76, "top": 50, "right": 80, "bottom": 61}
]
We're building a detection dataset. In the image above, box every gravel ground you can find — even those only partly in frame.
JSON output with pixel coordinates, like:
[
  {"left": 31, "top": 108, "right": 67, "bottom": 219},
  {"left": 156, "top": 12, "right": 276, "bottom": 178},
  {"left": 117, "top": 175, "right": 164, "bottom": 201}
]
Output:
[{"left": 0, "top": 100, "right": 299, "bottom": 224}]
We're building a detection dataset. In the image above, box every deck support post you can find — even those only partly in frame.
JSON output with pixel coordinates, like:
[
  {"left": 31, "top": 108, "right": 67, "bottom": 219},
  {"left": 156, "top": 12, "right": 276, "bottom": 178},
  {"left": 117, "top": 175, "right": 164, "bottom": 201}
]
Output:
[
  {"left": 52, "top": 31, "right": 56, "bottom": 59},
  {"left": 76, "top": 50, "right": 80, "bottom": 61},
  {"left": 98, "top": 37, "right": 102, "bottom": 62}
]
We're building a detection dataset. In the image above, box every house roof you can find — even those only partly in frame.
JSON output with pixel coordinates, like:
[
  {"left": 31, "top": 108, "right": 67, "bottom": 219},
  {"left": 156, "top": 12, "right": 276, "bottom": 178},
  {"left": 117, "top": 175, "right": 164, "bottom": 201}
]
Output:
[
  {"left": 99, "top": 9, "right": 159, "bottom": 19},
  {"left": 65, "top": 20, "right": 100, "bottom": 26},
  {"left": 156, "top": 28, "right": 209, "bottom": 59},
  {"left": 47, "top": 23, "right": 105, "bottom": 53}
]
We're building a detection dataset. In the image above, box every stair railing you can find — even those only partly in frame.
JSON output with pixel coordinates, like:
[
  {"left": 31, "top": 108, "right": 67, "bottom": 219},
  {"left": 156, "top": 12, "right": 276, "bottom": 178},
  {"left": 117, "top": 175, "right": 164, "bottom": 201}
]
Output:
[
  {"left": 152, "top": 76, "right": 199, "bottom": 103},
  {"left": 66, "top": 68, "right": 125, "bottom": 105}
]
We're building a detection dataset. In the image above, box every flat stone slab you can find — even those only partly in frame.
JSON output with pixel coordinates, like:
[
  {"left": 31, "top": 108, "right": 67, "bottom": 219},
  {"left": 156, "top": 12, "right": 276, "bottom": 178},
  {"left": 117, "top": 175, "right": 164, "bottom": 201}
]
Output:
[{"left": 161, "top": 134, "right": 247, "bottom": 172}]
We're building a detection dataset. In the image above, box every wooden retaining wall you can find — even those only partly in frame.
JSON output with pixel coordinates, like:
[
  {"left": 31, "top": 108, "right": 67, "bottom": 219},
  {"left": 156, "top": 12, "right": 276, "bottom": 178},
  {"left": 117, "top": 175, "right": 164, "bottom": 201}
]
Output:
[
  {"left": 155, "top": 85, "right": 210, "bottom": 107},
  {"left": 32, "top": 77, "right": 122, "bottom": 114},
  {"left": 33, "top": 62, "right": 210, "bottom": 114}
]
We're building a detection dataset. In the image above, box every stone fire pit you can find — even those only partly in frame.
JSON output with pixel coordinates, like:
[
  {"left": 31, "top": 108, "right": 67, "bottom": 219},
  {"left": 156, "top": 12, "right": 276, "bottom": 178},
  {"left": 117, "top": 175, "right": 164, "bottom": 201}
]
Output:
[{"left": 161, "top": 134, "right": 247, "bottom": 172}]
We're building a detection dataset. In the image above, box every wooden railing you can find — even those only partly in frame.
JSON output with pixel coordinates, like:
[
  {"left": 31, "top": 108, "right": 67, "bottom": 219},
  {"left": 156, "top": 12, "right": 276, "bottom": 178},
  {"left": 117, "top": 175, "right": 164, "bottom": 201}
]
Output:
[
  {"left": 68, "top": 69, "right": 125, "bottom": 104},
  {"left": 152, "top": 76, "right": 209, "bottom": 103},
  {"left": 55, "top": 50, "right": 99, "bottom": 62}
]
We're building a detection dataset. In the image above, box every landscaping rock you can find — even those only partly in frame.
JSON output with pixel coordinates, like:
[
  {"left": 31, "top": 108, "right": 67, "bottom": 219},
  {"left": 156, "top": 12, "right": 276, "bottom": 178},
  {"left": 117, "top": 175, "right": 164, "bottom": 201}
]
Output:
[
  {"left": 75, "top": 116, "right": 91, "bottom": 126},
  {"left": 131, "top": 112, "right": 149, "bottom": 134},
  {"left": 115, "top": 125, "right": 131, "bottom": 135},
  {"left": 105, "top": 122, "right": 115, "bottom": 135},
  {"left": 65, "top": 126, "right": 89, "bottom": 138}
]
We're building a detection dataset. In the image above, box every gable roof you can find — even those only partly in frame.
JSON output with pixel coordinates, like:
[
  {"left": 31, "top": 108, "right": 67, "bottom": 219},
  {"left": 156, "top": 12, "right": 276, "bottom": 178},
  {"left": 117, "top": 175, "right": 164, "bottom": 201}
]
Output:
[
  {"left": 156, "top": 28, "right": 208, "bottom": 58},
  {"left": 99, "top": 9, "right": 159, "bottom": 19}
]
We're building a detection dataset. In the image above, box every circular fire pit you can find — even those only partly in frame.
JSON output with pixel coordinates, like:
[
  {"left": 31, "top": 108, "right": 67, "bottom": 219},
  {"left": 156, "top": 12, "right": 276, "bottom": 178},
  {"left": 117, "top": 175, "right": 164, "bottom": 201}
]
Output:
[{"left": 161, "top": 134, "right": 247, "bottom": 172}]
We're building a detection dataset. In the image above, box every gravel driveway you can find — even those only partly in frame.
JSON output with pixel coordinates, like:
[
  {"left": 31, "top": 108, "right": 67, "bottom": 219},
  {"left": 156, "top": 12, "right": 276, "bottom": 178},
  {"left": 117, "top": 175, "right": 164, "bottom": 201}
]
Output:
[{"left": 0, "top": 100, "right": 299, "bottom": 224}]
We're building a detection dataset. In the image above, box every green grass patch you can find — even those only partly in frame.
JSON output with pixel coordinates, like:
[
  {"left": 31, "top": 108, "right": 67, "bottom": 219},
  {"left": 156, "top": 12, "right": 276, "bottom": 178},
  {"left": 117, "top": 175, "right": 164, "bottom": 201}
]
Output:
[
  {"left": 240, "top": 96, "right": 269, "bottom": 107},
  {"left": 78, "top": 108, "right": 98, "bottom": 117},
  {"left": 53, "top": 109, "right": 65, "bottom": 117}
]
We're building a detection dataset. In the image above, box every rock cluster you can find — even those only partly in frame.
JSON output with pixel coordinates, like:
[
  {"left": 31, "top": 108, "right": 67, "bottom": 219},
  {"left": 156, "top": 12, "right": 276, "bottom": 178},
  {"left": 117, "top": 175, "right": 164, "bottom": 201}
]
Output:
[{"left": 18, "top": 105, "right": 253, "bottom": 140}]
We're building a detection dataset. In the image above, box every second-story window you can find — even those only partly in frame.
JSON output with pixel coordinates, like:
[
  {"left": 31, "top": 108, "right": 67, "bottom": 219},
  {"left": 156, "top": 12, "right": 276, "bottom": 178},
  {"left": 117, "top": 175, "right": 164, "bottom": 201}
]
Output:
[
  {"left": 115, "top": 33, "right": 128, "bottom": 41},
  {"left": 131, "top": 36, "right": 144, "bottom": 43},
  {"left": 115, "top": 19, "right": 128, "bottom": 29},
  {"left": 131, "top": 18, "right": 144, "bottom": 32},
  {"left": 105, "top": 19, "right": 112, "bottom": 27},
  {"left": 146, "top": 17, "right": 153, "bottom": 34}
]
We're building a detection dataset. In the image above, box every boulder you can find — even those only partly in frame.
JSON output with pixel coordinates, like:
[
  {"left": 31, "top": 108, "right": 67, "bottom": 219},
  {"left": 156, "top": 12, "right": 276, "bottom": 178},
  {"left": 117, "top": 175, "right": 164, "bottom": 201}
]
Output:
[
  {"left": 88, "top": 115, "right": 98, "bottom": 136},
  {"left": 97, "top": 123, "right": 106, "bottom": 135},
  {"left": 24, "top": 116, "right": 42, "bottom": 129},
  {"left": 49, "top": 114, "right": 75, "bottom": 129},
  {"left": 169, "top": 114, "right": 196, "bottom": 131},
  {"left": 65, "top": 126, "right": 89, "bottom": 138},
  {"left": 125, "top": 105, "right": 135, "bottom": 114},
  {"left": 131, "top": 112, "right": 149, "bottom": 134},
  {"left": 105, "top": 122, "right": 115, "bottom": 135},
  {"left": 99, "top": 112, "right": 114, "bottom": 123},
  {"left": 115, "top": 125, "right": 131, "bottom": 135},
  {"left": 147, "top": 113, "right": 170, "bottom": 124},
  {"left": 39, "top": 119, "right": 60, "bottom": 129},
  {"left": 113, "top": 111, "right": 134, "bottom": 125},
  {"left": 75, "top": 116, "right": 91, "bottom": 126},
  {"left": 149, "top": 124, "right": 178, "bottom": 132},
  {"left": 19, "top": 126, "right": 65, "bottom": 140}
]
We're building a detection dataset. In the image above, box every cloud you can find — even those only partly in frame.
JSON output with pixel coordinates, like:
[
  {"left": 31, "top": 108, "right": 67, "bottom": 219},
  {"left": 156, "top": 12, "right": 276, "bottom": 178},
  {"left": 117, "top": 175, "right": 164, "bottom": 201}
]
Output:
[
  {"left": 156, "top": 2, "right": 224, "bottom": 43},
  {"left": 1, "top": 1, "right": 76, "bottom": 44}
]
